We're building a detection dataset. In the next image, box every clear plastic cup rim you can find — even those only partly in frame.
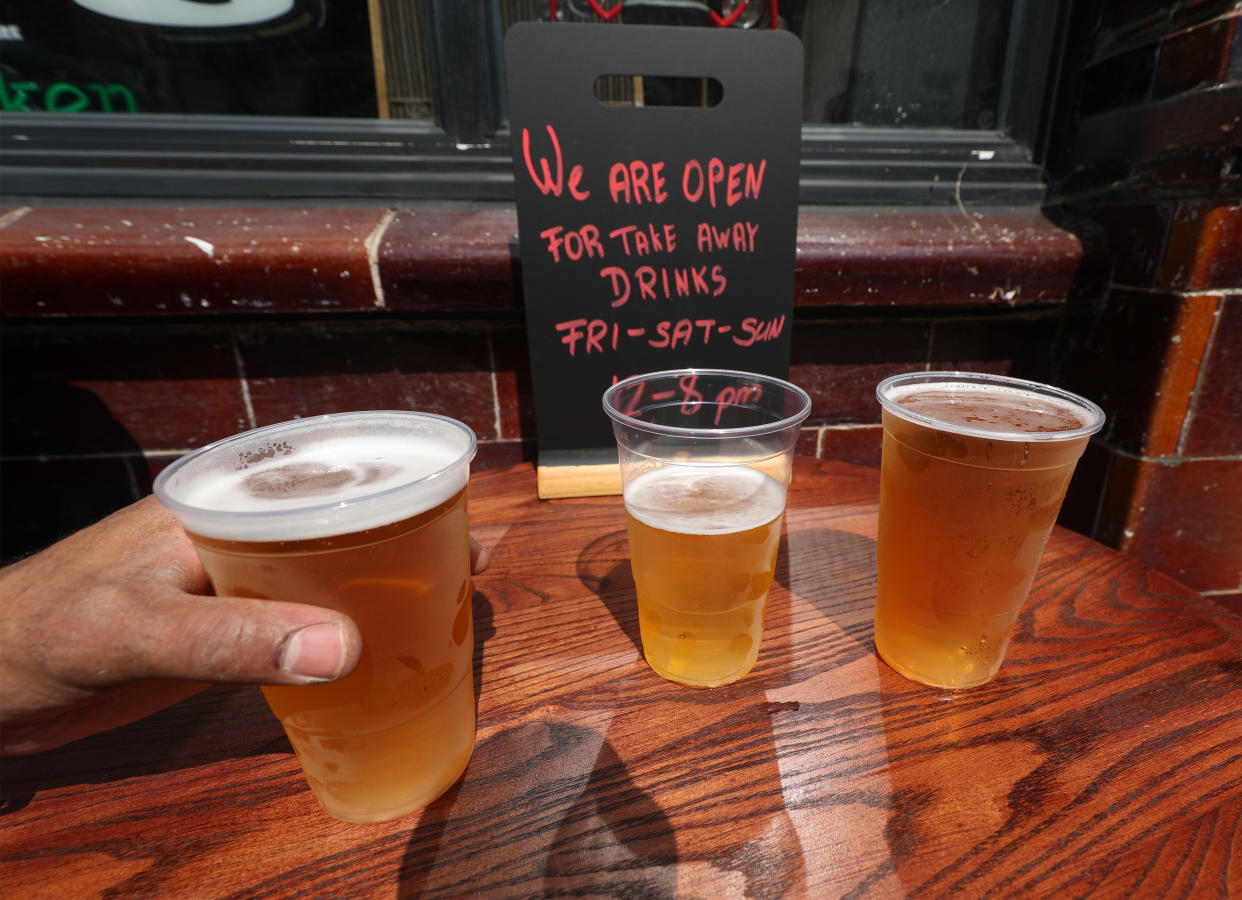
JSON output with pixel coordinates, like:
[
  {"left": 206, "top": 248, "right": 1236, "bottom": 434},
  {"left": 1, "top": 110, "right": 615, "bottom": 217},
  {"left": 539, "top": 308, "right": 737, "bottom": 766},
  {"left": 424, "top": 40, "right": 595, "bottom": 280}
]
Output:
[
  {"left": 876, "top": 371, "right": 1105, "bottom": 443},
  {"left": 602, "top": 368, "right": 812, "bottom": 439},
  {"left": 153, "top": 410, "right": 477, "bottom": 534}
]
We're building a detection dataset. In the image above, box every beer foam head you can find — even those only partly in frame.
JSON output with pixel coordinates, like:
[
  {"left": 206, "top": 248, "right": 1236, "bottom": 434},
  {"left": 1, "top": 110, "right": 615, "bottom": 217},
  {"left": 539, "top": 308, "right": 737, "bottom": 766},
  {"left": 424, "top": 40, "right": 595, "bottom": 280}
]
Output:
[
  {"left": 624, "top": 465, "right": 786, "bottom": 535},
  {"left": 877, "top": 373, "right": 1105, "bottom": 442},
  {"left": 155, "top": 412, "right": 476, "bottom": 542}
]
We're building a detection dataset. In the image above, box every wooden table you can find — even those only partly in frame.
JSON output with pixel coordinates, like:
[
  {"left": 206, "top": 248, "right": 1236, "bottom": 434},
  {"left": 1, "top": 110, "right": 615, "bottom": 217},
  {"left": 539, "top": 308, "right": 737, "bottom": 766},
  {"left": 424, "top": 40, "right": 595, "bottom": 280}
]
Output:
[{"left": 3, "top": 459, "right": 1240, "bottom": 898}]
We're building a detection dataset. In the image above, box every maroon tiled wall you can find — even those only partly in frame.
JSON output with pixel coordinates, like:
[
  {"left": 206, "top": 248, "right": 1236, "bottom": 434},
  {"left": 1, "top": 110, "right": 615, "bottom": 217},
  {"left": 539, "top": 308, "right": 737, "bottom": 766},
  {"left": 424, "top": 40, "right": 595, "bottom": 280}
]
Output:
[
  {"left": 1049, "top": 0, "right": 1242, "bottom": 611},
  {"left": 1, "top": 206, "right": 1080, "bottom": 564},
  {"left": 0, "top": 208, "right": 386, "bottom": 314}
]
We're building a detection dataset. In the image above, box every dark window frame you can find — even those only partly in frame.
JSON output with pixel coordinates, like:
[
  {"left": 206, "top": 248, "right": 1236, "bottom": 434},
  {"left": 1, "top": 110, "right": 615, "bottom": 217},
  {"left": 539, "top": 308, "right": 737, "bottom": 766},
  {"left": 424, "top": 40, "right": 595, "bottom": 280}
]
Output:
[{"left": 0, "top": 0, "right": 1069, "bottom": 207}]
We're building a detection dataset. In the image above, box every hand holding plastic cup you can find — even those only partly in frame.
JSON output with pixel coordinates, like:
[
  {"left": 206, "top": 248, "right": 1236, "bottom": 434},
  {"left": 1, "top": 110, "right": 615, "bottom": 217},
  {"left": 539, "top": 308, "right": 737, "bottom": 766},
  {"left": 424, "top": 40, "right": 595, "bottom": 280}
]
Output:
[
  {"left": 874, "top": 372, "right": 1105, "bottom": 689},
  {"left": 154, "top": 411, "right": 477, "bottom": 823},
  {"left": 603, "top": 369, "right": 811, "bottom": 688}
]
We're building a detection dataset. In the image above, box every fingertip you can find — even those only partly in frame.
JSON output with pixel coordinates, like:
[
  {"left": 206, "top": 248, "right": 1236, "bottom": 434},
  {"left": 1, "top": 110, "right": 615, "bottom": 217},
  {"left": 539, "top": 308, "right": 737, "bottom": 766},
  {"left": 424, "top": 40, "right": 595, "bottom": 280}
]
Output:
[{"left": 278, "top": 622, "right": 351, "bottom": 683}]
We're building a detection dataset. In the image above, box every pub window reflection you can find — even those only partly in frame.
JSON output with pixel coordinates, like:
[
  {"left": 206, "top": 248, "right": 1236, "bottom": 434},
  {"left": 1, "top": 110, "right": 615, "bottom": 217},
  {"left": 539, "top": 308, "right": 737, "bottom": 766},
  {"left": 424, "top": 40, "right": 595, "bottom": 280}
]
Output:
[{"left": 0, "top": 0, "right": 1013, "bottom": 134}]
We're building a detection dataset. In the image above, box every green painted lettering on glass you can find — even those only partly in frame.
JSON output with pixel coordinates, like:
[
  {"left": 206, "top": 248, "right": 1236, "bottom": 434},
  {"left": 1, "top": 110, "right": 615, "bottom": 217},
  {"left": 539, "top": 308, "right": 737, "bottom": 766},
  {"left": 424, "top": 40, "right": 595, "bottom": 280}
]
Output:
[
  {"left": 0, "top": 72, "right": 139, "bottom": 112},
  {"left": 0, "top": 75, "right": 38, "bottom": 111},
  {"left": 45, "top": 82, "right": 90, "bottom": 112},
  {"left": 88, "top": 83, "right": 138, "bottom": 112}
]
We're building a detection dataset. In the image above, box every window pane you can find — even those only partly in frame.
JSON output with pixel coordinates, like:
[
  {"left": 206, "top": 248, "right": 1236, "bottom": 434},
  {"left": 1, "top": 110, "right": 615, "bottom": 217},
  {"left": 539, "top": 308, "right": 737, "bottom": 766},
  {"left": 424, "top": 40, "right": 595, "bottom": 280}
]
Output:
[
  {"left": 0, "top": 0, "right": 381, "bottom": 117},
  {"left": 1, "top": 1, "right": 1014, "bottom": 130},
  {"left": 503, "top": 1, "right": 1015, "bottom": 130},
  {"left": 797, "top": 0, "right": 1014, "bottom": 128},
  {"left": 374, "top": 0, "right": 433, "bottom": 120}
]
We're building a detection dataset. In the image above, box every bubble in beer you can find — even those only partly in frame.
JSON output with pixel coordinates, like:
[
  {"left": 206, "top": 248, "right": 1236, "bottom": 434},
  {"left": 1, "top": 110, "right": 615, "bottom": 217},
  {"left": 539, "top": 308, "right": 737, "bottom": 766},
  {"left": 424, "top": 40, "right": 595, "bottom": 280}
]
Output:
[{"left": 237, "top": 440, "right": 295, "bottom": 468}]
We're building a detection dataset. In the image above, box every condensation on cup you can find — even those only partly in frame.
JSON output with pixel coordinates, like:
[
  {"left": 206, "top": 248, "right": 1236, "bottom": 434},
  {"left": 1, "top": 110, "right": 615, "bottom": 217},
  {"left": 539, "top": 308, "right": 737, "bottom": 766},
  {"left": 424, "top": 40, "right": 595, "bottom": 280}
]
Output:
[{"left": 874, "top": 372, "right": 1105, "bottom": 689}]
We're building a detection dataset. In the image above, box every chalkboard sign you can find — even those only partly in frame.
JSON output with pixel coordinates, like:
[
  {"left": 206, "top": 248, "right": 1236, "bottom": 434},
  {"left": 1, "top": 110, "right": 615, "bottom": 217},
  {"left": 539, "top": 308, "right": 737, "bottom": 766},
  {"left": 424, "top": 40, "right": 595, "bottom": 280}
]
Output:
[{"left": 505, "top": 22, "right": 804, "bottom": 497}]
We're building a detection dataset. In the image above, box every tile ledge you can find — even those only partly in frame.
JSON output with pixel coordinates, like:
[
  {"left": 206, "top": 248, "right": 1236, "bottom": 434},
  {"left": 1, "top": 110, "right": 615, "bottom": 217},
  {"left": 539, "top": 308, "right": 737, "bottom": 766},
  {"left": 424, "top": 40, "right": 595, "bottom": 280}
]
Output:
[{"left": 0, "top": 205, "right": 1082, "bottom": 317}]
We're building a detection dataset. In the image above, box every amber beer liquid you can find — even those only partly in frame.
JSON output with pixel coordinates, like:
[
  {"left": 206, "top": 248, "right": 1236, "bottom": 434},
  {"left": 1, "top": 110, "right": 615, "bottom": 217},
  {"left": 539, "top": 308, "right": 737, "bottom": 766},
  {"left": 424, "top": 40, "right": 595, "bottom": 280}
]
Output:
[
  {"left": 603, "top": 369, "right": 811, "bottom": 689},
  {"left": 875, "top": 373, "right": 1104, "bottom": 689},
  {"left": 154, "top": 412, "right": 477, "bottom": 823},
  {"left": 625, "top": 466, "right": 786, "bottom": 687}
]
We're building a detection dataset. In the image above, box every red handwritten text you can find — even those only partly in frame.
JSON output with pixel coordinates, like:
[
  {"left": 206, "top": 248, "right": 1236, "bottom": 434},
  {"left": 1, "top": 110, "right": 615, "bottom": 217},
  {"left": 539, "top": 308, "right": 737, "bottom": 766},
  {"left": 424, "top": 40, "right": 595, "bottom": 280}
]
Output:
[
  {"left": 678, "top": 373, "right": 704, "bottom": 413},
  {"left": 696, "top": 221, "right": 760, "bottom": 253},
  {"left": 552, "top": 313, "right": 784, "bottom": 355},
  {"left": 733, "top": 314, "right": 786, "bottom": 346},
  {"left": 597, "top": 263, "right": 727, "bottom": 307},
  {"left": 609, "top": 223, "right": 677, "bottom": 256},
  {"left": 606, "top": 374, "right": 764, "bottom": 425},
  {"left": 540, "top": 224, "right": 605, "bottom": 263},
  {"left": 713, "top": 383, "right": 764, "bottom": 425},
  {"left": 648, "top": 319, "right": 721, "bottom": 348},
  {"left": 609, "top": 160, "right": 669, "bottom": 205},
  {"left": 681, "top": 158, "right": 766, "bottom": 208},
  {"left": 522, "top": 124, "right": 590, "bottom": 200},
  {"left": 556, "top": 318, "right": 616, "bottom": 356}
]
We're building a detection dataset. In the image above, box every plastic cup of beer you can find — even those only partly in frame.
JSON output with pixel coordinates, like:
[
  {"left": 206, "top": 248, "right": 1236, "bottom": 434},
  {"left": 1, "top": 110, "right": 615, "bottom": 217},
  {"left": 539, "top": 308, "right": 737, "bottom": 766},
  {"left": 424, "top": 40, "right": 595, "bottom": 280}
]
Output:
[
  {"left": 602, "top": 369, "right": 812, "bottom": 688},
  {"left": 153, "top": 411, "right": 477, "bottom": 823},
  {"left": 874, "top": 372, "right": 1105, "bottom": 689}
]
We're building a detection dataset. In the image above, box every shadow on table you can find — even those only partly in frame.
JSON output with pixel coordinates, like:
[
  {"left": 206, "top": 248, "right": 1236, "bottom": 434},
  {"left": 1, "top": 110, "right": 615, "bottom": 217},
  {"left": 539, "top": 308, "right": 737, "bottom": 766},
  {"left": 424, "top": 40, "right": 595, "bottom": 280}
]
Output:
[
  {"left": 874, "top": 659, "right": 1041, "bottom": 897},
  {"left": 397, "top": 719, "right": 667, "bottom": 897},
  {"left": 776, "top": 525, "right": 878, "bottom": 665},
  {"left": 0, "top": 683, "right": 288, "bottom": 815},
  {"left": 471, "top": 587, "right": 497, "bottom": 709},
  {"left": 548, "top": 704, "right": 805, "bottom": 896},
  {"left": 576, "top": 528, "right": 642, "bottom": 655},
  {"left": 397, "top": 708, "right": 805, "bottom": 898},
  {"left": 540, "top": 735, "right": 678, "bottom": 895},
  {"left": 398, "top": 723, "right": 679, "bottom": 898}
]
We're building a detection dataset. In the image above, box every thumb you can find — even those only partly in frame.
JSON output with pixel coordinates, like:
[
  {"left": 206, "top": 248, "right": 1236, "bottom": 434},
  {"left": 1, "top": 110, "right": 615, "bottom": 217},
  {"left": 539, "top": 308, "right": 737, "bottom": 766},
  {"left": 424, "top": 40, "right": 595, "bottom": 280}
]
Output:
[
  {"left": 50, "top": 580, "right": 364, "bottom": 688},
  {"left": 170, "top": 595, "right": 365, "bottom": 685}
]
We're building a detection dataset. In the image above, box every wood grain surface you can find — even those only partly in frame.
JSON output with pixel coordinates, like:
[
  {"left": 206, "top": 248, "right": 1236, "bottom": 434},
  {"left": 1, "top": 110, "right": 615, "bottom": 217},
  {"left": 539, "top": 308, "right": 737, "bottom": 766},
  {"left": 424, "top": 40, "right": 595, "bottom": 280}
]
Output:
[{"left": 2, "top": 459, "right": 1239, "bottom": 899}]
